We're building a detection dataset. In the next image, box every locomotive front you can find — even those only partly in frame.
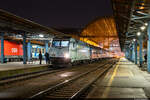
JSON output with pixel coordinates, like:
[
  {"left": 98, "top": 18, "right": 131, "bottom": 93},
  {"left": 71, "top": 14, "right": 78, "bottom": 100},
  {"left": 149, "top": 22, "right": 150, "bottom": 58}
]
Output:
[{"left": 49, "top": 38, "right": 71, "bottom": 67}]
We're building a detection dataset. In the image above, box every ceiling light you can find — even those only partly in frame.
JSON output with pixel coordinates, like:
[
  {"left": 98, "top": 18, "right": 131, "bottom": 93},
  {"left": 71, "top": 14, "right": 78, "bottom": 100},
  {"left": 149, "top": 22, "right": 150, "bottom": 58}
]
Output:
[
  {"left": 140, "top": 26, "right": 146, "bottom": 30},
  {"left": 145, "top": 23, "right": 148, "bottom": 26},
  {"left": 39, "top": 34, "right": 44, "bottom": 38},
  {"left": 133, "top": 39, "right": 136, "bottom": 41},
  {"left": 137, "top": 32, "right": 141, "bottom": 36}
]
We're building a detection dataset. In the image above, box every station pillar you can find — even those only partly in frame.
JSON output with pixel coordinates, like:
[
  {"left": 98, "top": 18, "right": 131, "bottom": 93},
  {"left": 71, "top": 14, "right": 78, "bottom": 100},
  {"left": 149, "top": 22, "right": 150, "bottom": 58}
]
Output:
[
  {"left": 23, "top": 33, "right": 27, "bottom": 64},
  {"left": 127, "top": 47, "right": 130, "bottom": 59},
  {"left": 132, "top": 44, "right": 135, "bottom": 62},
  {"left": 125, "top": 47, "right": 129, "bottom": 58},
  {"left": 139, "top": 36, "right": 143, "bottom": 67},
  {"left": 0, "top": 33, "right": 4, "bottom": 64},
  {"left": 134, "top": 40, "right": 138, "bottom": 64},
  {"left": 129, "top": 47, "right": 132, "bottom": 61},
  {"left": 45, "top": 40, "right": 49, "bottom": 53},
  {"left": 147, "top": 21, "right": 150, "bottom": 72},
  {"left": 27, "top": 41, "right": 32, "bottom": 61}
]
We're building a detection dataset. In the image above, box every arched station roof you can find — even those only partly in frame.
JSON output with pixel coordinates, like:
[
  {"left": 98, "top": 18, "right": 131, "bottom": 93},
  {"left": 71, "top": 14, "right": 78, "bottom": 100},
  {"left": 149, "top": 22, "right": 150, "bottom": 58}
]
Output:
[{"left": 79, "top": 16, "right": 118, "bottom": 49}]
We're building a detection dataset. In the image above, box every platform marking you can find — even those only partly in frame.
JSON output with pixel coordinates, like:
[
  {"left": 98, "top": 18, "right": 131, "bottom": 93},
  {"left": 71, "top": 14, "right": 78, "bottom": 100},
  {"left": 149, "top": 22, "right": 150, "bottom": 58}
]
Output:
[{"left": 101, "top": 59, "right": 120, "bottom": 98}]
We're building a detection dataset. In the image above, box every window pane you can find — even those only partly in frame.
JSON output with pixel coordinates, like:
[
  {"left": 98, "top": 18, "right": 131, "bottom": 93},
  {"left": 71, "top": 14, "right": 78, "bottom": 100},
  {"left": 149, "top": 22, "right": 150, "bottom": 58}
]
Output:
[
  {"left": 52, "top": 41, "right": 60, "bottom": 46},
  {"left": 61, "top": 41, "right": 69, "bottom": 47}
]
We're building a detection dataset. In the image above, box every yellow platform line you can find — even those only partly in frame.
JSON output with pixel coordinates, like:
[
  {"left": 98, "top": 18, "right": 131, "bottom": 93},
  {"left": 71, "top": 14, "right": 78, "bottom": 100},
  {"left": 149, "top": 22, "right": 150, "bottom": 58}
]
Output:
[{"left": 101, "top": 59, "right": 120, "bottom": 98}]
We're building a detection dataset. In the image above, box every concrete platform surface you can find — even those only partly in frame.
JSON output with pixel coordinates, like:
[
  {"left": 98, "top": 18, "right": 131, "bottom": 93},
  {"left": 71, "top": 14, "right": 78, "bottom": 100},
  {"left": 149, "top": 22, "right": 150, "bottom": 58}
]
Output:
[
  {"left": 0, "top": 60, "right": 48, "bottom": 71},
  {"left": 0, "top": 60, "right": 50, "bottom": 80},
  {"left": 87, "top": 57, "right": 150, "bottom": 99}
]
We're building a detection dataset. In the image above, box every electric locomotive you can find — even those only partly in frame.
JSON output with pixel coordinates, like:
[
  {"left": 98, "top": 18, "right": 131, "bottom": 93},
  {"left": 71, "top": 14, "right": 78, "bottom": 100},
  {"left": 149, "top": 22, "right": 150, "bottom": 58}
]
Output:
[{"left": 49, "top": 37, "right": 107, "bottom": 67}]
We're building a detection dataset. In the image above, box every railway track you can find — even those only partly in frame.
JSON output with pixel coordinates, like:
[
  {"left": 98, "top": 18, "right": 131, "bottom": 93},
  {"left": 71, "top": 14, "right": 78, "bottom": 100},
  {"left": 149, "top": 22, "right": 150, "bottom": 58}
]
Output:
[
  {"left": 0, "top": 59, "right": 111, "bottom": 85},
  {"left": 28, "top": 60, "right": 117, "bottom": 99}
]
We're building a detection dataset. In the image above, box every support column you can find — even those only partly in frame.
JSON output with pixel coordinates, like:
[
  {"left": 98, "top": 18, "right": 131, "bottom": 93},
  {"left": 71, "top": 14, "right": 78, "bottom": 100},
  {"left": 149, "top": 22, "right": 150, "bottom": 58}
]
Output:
[
  {"left": 125, "top": 48, "right": 128, "bottom": 58},
  {"left": 125, "top": 47, "right": 129, "bottom": 59},
  {"left": 45, "top": 40, "right": 49, "bottom": 53},
  {"left": 132, "top": 44, "right": 135, "bottom": 61},
  {"left": 139, "top": 36, "right": 143, "bottom": 67},
  {"left": 135, "top": 40, "right": 138, "bottom": 64},
  {"left": 129, "top": 47, "right": 132, "bottom": 61},
  {"left": 0, "top": 33, "right": 4, "bottom": 64},
  {"left": 147, "top": 21, "right": 150, "bottom": 72},
  {"left": 23, "top": 33, "right": 27, "bottom": 64},
  {"left": 27, "top": 41, "right": 31, "bottom": 61}
]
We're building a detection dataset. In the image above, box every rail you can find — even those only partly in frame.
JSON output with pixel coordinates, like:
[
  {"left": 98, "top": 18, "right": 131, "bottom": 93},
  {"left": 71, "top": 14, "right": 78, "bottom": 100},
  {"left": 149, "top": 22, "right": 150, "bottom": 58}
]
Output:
[{"left": 28, "top": 59, "right": 117, "bottom": 99}]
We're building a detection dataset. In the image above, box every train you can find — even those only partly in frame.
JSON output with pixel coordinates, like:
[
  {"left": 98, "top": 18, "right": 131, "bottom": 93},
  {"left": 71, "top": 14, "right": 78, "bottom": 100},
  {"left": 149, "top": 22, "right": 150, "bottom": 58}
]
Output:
[
  {"left": 32, "top": 44, "right": 45, "bottom": 59},
  {"left": 0, "top": 40, "right": 23, "bottom": 62},
  {"left": 0, "top": 38, "right": 112, "bottom": 66},
  {"left": 0, "top": 40, "right": 45, "bottom": 62},
  {"left": 49, "top": 37, "right": 111, "bottom": 67}
]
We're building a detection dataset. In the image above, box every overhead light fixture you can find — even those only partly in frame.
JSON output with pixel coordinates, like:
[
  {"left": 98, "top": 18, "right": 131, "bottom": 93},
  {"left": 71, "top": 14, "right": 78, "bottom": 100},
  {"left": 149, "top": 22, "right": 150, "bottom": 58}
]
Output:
[
  {"left": 137, "top": 32, "right": 141, "bottom": 36},
  {"left": 140, "top": 26, "right": 146, "bottom": 30},
  {"left": 39, "top": 34, "right": 44, "bottom": 38},
  {"left": 145, "top": 23, "right": 148, "bottom": 26},
  {"left": 133, "top": 39, "right": 136, "bottom": 41}
]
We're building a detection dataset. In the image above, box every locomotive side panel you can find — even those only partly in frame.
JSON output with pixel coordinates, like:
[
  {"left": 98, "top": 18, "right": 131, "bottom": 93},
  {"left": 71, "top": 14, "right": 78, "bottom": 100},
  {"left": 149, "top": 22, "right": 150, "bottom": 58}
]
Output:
[
  {"left": 69, "top": 38, "right": 78, "bottom": 62},
  {"left": 76, "top": 41, "right": 90, "bottom": 61}
]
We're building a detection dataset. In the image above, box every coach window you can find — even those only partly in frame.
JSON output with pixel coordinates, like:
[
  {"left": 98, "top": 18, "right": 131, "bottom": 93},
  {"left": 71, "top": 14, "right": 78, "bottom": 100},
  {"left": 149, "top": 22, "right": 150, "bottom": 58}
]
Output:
[
  {"left": 37, "top": 48, "right": 39, "bottom": 53},
  {"left": 42, "top": 48, "right": 45, "bottom": 53},
  {"left": 32, "top": 48, "right": 35, "bottom": 53}
]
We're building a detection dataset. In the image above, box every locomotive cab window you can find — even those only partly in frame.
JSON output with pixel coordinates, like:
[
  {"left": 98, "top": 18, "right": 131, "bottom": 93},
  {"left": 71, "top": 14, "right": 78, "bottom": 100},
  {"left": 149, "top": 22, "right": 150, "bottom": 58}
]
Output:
[
  {"left": 61, "top": 41, "right": 69, "bottom": 47},
  {"left": 52, "top": 41, "right": 61, "bottom": 47}
]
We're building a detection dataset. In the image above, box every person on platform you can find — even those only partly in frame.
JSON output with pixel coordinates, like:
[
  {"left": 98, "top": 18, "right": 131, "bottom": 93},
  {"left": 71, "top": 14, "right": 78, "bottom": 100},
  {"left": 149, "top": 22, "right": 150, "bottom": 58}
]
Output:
[
  {"left": 45, "top": 52, "right": 49, "bottom": 64},
  {"left": 39, "top": 51, "right": 42, "bottom": 64},
  {"left": 144, "top": 53, "right": 147, "bottom": 64}
]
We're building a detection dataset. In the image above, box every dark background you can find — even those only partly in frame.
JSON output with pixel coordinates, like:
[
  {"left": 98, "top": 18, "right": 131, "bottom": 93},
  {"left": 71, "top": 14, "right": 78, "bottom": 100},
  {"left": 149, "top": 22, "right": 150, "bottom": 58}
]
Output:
[{"left": 0, "top": 0, "right": 113, "bottom": 28}]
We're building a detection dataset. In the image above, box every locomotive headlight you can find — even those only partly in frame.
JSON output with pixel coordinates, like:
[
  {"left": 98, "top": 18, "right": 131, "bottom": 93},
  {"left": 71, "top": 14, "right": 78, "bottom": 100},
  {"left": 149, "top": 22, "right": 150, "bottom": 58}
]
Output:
[{"left": 64, "top": 53, "right": 70, "bottom": 58}]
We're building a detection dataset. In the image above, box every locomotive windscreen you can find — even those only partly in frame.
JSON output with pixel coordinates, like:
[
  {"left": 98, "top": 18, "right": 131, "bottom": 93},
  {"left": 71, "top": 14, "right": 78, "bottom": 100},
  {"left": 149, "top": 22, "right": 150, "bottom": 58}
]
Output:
[
  {"left": 61, "top": 41, "right": 69, "bottom": 47},
  {"left": 52, "top": 41, "right": 61, "bottom": 47}
]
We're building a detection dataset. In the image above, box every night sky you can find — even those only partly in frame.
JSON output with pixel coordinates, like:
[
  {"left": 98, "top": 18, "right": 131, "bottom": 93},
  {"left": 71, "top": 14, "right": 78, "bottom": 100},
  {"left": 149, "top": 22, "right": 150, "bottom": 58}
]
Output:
[{"left": 0, "top": 0, "right": 113, "bottom": 28}]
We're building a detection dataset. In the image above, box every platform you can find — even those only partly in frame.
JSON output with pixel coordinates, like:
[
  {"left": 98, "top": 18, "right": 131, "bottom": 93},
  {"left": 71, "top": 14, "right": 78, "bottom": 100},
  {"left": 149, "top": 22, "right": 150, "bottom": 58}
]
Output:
[
  {"left": 0, "top": 60, "right": 51, "bottom": 80},
  {"left": 87, "top": 57, "right": 150, "bottom": 99}
]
